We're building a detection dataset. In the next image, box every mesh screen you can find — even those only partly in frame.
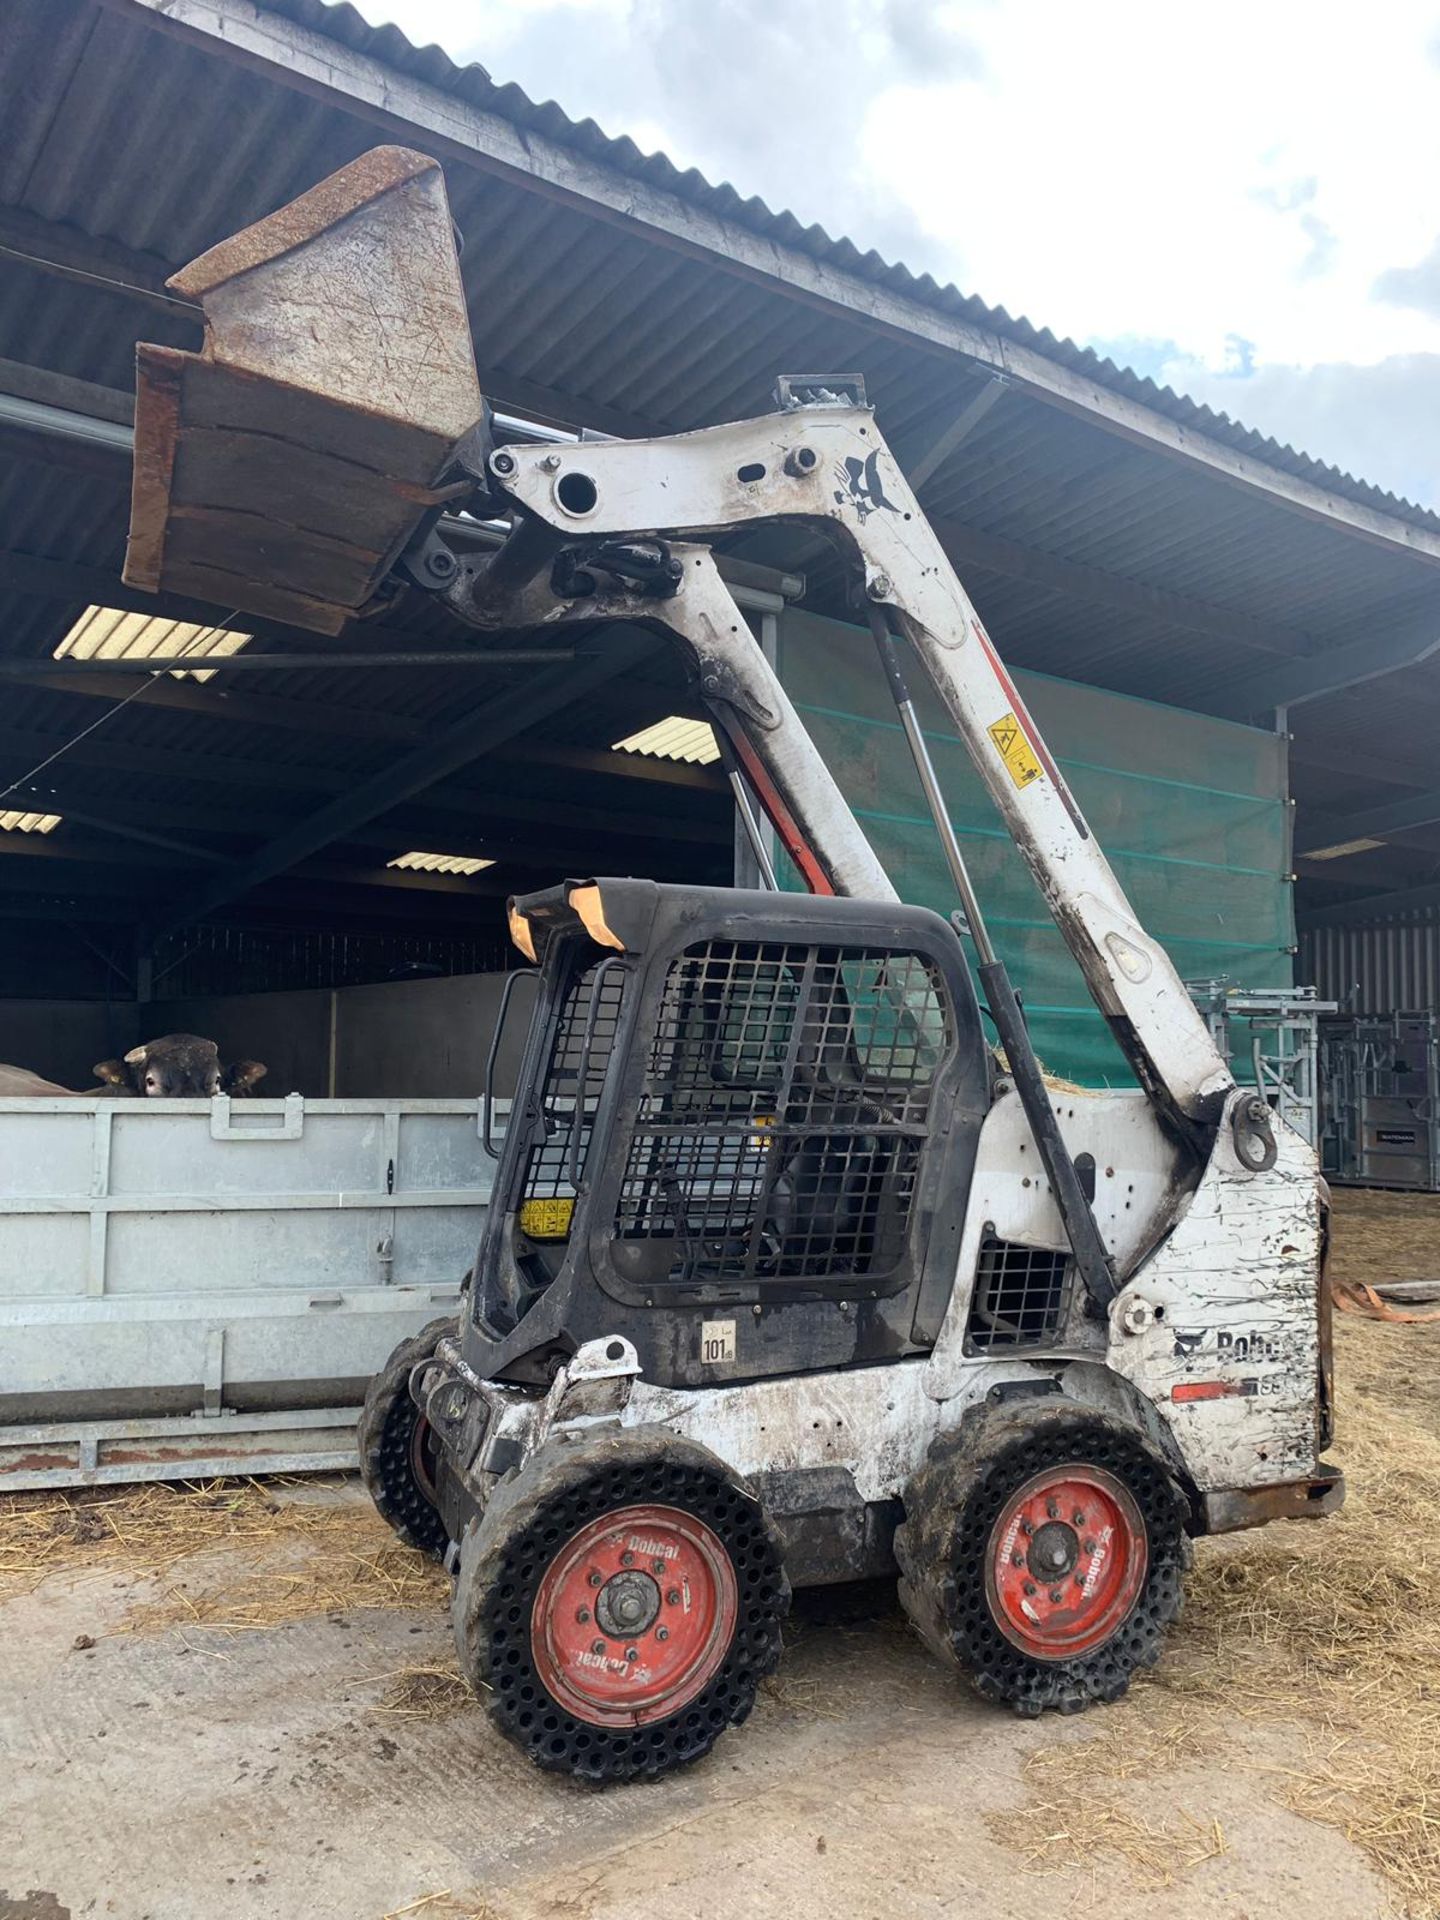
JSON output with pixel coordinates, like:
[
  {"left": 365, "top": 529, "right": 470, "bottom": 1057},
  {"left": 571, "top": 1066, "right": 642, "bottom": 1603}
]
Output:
[
  {"left": 522, "top": 959, "right": 626, "bottom": 1205},
  {"left": 614, "top": 939, "right": 950, "bottom": 1287},
  {"left": 775, "top": 608, "right": 1294, "bottom": 1086},
  {"left": 966, "top": 1237, "right": 1070, "bottom": 1350}
]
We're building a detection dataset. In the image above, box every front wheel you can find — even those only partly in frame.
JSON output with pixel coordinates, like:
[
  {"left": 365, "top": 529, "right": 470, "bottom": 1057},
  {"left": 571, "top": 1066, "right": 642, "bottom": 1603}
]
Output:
[
  {"left": 452, "top": 1427, "right": 789, "bottom": 1781},
  {"left": 357, "top": 1316, "right": 454, "bottom": 1560},
  {"left": 896, "top": 1405, "right": 1189, "bottom": 1715}
]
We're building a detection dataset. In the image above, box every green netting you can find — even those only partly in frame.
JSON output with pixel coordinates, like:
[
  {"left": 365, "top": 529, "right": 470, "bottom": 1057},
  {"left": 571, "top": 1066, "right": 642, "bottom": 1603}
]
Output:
[{"left": 775, "top": 608, "right": 1295, "bottom": 1087}]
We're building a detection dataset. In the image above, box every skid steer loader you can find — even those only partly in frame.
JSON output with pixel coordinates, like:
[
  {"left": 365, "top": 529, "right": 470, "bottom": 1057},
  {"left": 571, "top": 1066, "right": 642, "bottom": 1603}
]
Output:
[{"left": 127, "top": 147, "right": 1341, "bottom": 1782}]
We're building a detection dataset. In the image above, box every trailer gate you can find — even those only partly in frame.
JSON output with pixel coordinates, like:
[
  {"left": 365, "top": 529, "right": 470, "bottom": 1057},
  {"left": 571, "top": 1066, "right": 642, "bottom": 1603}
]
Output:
[{"left": 0, "top": 1095, "right": 495, "bottom": 1489}]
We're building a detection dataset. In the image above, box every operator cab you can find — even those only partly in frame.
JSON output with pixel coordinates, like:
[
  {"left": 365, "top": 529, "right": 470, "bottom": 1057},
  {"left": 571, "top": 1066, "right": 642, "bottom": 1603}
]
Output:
[{"left": 472, "top": 878, "right": 993, "bottom": 1390}]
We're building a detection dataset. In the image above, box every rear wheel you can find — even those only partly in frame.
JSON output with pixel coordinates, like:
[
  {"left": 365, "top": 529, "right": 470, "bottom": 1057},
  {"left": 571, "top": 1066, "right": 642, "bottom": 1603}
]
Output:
[
  {"left": 453, "top": 1427, "right": 789, "bottom": 1780},
  {"left": 358, "top": 1316, "right": 454, "bottom": 1560},
  {"left": 896, "top": 1405, "right": 1188, "bottom": 1715}
]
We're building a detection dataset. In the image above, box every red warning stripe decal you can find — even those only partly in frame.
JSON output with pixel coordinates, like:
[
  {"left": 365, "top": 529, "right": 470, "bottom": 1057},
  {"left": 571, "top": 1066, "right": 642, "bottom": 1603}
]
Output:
[
  {"left": 1171, "top": 1379, "right": 1260, "bottom": 1402},
  {"left": 726, "top": 728, "right": 836, "bottom": 896}
]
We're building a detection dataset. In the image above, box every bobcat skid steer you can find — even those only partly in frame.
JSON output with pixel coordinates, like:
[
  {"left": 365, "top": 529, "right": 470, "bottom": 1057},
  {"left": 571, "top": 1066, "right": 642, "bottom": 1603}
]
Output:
[{"left": 126, "top": 147, "right": 1342, "bottom": 1783}]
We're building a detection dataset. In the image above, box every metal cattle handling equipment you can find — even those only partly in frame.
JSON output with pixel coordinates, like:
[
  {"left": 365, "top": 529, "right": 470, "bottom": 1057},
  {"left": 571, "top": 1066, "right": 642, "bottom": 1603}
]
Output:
[{"left": 125, "top": 147, "right": 1342, "bottom": 1782}]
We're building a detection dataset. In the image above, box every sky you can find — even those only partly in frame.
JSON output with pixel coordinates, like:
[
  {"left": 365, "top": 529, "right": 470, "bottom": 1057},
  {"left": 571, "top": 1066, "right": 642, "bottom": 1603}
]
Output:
[{"left": 358, "top": 0, "right": 1440, "bottom": 510}]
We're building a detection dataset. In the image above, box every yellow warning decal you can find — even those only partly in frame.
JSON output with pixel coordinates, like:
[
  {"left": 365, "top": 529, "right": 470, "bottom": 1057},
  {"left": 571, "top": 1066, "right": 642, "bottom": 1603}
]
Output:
[
  {"left": 519, "top": 1196, "right": 575, "bottom": 1239},
  {"left": 988, "top": 712, "right": 1042, "bottom": 790}
]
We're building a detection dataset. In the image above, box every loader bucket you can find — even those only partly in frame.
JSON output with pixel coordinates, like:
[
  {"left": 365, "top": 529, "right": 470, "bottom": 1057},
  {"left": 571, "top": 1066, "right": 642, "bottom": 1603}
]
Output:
[{"left": 125, "top": 146, "right": 483, "bottom": 633}]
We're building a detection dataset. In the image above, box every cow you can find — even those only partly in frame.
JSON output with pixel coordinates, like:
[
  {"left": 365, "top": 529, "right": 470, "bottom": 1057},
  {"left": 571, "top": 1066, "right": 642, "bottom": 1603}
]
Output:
[
  {"left": 0, "top": 1065, "right": 85, "bottom": 1097},
  {"left": 0, "top": 1034, "right": 267, "bottom": 1098},
  {"left": 96, "top": 1033, "right": 267, "bottom": 1097}
]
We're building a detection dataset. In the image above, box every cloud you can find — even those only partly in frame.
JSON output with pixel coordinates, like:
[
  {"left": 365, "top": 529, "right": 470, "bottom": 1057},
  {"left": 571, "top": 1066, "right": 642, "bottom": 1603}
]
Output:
[
  {"left": 357, "top": 0, "right": 992, "bottom": 273},
  {"left": 1157, "top": 350, "right": 1440, "bottom": 509},
  {"left": 1085, "top": 333, "right": 1186, "bottom": 382},
  {"left": 882, "top": 0, "right": 988, "bottom": 83},
  {"left": 362, "top": 2, "right": 1440, "bottom": 361},
  {"left": 358, "top": 0, "right": 1440, "bottom": 508},
  {"left": 1375, "top": 236, "right": 1440, "bottom": 321}
]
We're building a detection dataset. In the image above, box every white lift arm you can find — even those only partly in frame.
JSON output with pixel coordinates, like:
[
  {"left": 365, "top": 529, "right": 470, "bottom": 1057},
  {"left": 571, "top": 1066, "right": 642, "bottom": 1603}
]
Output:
[{"left": 470, "top": 395, "right": 1236, "bottom": 1134}]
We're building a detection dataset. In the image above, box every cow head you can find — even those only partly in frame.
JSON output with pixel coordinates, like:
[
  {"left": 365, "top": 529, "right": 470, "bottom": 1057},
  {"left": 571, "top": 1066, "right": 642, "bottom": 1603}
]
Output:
[{"left": 93, "top": 1033, "right": 268, "bottom": 1097}]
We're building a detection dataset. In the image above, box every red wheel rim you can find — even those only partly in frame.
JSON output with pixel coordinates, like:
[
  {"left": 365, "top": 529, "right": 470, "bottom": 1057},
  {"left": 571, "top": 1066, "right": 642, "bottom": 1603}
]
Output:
[
  {"left": 530, "top": 1504, "right": 738, "bottom": 1728},
  {"left": 985, "top": 1465, "right": 1147, "bottom": 1661},
  {"left": 408, "top": 1414, "right": 439, "bottom": 1505}
]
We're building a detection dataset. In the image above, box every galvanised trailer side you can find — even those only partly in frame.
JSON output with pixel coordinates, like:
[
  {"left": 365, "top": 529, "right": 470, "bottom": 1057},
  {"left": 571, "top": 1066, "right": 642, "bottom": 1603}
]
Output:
[{"left": 0, "top": 1094, "right": 495, "bottom": 1489}]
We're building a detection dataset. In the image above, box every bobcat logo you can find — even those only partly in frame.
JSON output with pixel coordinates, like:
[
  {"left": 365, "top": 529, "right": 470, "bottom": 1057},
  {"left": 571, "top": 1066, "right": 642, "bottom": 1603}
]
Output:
[
  {"left": 1172, "top": 1329, "right": 1205, "bottom": 1359},
  {"left": 833, "top": 450, "right": 896, "bottom": 521}
]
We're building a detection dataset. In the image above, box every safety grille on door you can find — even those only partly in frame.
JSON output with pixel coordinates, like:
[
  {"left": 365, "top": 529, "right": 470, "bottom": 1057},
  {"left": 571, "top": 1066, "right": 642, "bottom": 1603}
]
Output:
[
  {"left": 614, "top": 938, "right": 951, "bottom": 1288},
  {"left": 965, "top": 1236, "right": 1070, "bottom": 1349},
  {"left": 520, "top": 958, "right": 626, "bottom": 1223}
]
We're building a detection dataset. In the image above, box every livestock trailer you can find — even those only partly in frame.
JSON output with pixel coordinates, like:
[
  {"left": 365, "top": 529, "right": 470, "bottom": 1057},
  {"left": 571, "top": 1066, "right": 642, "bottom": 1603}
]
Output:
[{"left": 0, "top": 1093, "right": 492, "bottom": 1488}]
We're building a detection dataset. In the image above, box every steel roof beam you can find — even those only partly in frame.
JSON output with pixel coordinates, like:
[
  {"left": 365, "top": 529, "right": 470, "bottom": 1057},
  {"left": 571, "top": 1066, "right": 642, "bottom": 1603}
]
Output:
[
  {"left": 500, "top": 740, "right": 726, "bottom": 793},
  {"left": 16, "top": 801, "right": 227, "bottom": 866},
  {"left": 904, "top": 375, "right": 1010, "bottom": 490},
  {"left": 1299, "top": 878, "right": 1440, "bottom": 929},
  {"left": 0, "top": 545, "right": 561, "bottom": 671},
  {"left": 173, "top": 778, "right": 719, "bottom": 848},
  {"left": 0, "top": 648, "right": 576, "bottom": 676},
  {"left": 0, "top": 205, "right": 187, "bottom": 323},
  {"left": 15, "top": 668, "right": 421, "bottom": 742},
  {"left": 0, "top": 832, "right": 175, "bottom": 870},
  {"left": 1213, "top": 623, "right": 1440, "bottom": 719},
  {"left": 0, "top": 357, "right": 135, "bottom": 429},
  {"left": 105, "top": 0, "right": 1440, "bottom": 570},
  {"left": 0, "top": 721, "right": 727, "bottom": 805},
  {"left": 1299, "top": 787, "right": 1440, "bottom": 856},
  {"left": 0, "top": 392, "right": 133, "bottom": 478},
  {"left": 1286, "top": 734, "right": 1439, "bottom": 790},
  {"left": 297, "top": 860, "right": 515, "bottom": 901},
  {"left": 933, "top": 516, "right": 1311, "bottom": 659},
  {"left": 3, "top": 770, "right": 727, "bottom": 858},
  {"left": 148, "top": 628, "right": 657, "bottom": 938},
  {"left": 1296, "top": 843, "right": 1440, "bottom": 889},
  {"left": 0, "top": 725, "right": 348, "bottom": 795}
]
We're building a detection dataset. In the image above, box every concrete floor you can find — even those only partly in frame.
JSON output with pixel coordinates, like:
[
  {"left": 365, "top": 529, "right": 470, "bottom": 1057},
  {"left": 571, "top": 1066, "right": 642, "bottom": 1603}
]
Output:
[{"left": 1, "top": 1504, "right": 1389, "bottom": 1920}]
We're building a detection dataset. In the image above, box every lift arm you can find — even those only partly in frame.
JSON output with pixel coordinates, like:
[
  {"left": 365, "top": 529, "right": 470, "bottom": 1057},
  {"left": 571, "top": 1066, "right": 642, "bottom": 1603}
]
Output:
[{"left": 462, "top": 396, "right": 1237, "bottom": 1136}]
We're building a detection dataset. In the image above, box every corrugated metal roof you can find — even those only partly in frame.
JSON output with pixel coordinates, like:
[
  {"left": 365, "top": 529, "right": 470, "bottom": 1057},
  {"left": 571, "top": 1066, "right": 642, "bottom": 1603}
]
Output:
[
  {"left": 260, "top": 0, "right": 1439, "bottom": 534},
  {"left": 0, "top": 0, "right": 1435, "bottom": 930}
]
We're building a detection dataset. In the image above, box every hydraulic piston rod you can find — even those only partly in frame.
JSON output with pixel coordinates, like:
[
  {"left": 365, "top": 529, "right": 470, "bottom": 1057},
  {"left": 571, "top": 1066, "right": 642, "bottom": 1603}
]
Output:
[{"left": 869, "top": 607, "right": 1116, "bottom": 1311}]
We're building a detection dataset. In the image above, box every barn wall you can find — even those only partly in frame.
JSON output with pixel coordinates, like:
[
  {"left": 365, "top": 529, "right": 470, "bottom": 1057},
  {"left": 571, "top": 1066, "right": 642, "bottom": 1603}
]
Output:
[
  {"left": 154, "top": 990, "right": 333, "bottom": 1098},
  {"left": 331, "top": 972, "right": 523, "bottom": 1098},
  {"left": 1301, "top": 910, "right": 1440, "bottom": 1014},
  {"left": 0, "top": 1000, "right": 139, "bottom": 1089},
  {"left": 151, "top": 971, "right": 530, "bottom": 1099}
]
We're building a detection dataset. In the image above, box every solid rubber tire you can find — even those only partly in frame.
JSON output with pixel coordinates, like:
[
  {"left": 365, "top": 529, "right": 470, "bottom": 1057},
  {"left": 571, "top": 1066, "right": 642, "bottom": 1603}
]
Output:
[
  {"left": 357, "top": 1316, "right": 454, "bottom": 1560},
  {"left": 895, "top": 1402, "right": 1190, "bottom": 1716},
  {"left": 452, "top": 1426, "right": 790, "bottom": 1781}
]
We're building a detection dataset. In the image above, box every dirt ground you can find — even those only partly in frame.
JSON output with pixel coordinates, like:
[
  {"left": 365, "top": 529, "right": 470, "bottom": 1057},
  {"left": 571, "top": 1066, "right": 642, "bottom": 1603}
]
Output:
[{"left": 3, "top": 1187, "right": 1439, "bottom": 1920}]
